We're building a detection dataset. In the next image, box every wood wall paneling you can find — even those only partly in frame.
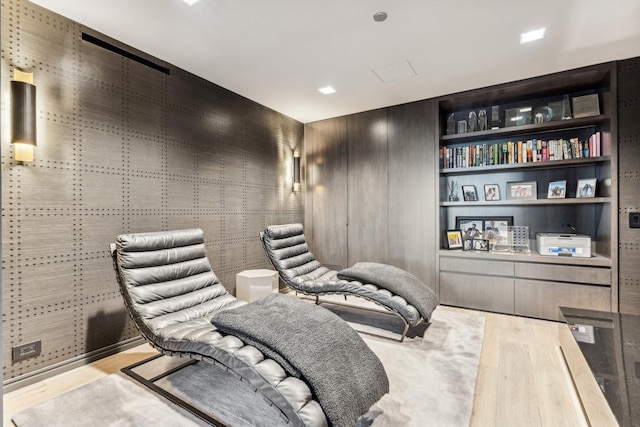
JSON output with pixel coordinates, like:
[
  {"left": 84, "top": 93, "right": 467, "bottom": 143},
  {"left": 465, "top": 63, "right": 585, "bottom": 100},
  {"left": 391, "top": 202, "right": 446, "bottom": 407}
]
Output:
[
  {"left": 347, "top": 109, "right": 389, "bottom": 265},
  {"left": 304, "top": 117, "right": 348, "bottom": 268},
  {"left": 387, "top": 100, "right": 438, "bottom": 290}
]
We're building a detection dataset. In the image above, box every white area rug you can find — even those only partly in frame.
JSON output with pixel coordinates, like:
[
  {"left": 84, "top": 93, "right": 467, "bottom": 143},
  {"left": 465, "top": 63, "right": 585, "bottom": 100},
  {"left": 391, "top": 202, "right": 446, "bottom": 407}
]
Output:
[{"left": 13, "top": 305, "right": 484, "bottom": 427}]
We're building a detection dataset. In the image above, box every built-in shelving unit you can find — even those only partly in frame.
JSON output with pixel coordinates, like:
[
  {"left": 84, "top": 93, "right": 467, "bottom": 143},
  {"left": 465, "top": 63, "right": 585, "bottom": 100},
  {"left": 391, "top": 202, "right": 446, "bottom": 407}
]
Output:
[{"left": 437, "top": 62, "right": 618, "bottom": 321}]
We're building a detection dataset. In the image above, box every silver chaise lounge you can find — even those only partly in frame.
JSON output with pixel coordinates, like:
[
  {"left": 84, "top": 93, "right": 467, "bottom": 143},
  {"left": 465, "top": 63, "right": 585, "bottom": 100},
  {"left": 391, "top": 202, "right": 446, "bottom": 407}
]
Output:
[
  {"left": 260, "top": 223, "right": 439, "bottom": 342},
  {"left": 111, "top": 228, "right": 388, "bottom": 427}
]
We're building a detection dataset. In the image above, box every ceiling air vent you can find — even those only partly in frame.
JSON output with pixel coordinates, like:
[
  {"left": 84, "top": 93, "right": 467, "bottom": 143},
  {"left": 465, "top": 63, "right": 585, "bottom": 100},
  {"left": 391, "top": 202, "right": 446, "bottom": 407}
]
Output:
[{"left": 81, "top": 32, "right": 170, "bottom": 75}]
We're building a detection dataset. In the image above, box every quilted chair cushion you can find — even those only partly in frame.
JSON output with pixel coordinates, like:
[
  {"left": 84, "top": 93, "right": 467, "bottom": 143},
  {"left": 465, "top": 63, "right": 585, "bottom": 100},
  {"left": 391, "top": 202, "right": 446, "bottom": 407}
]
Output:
[
  {"left": 261, "top": 224, "right": 421, "bottom": 327},
  {"left": 114, "top": 228, "right": 327, "bottom": 427}
]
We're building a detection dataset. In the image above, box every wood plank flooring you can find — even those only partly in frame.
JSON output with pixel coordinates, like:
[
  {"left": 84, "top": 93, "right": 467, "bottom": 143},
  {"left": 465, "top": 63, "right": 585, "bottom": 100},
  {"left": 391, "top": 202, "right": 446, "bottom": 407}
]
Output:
[{"left": 3, "top": 306, "right": 595, "bottom": 426}]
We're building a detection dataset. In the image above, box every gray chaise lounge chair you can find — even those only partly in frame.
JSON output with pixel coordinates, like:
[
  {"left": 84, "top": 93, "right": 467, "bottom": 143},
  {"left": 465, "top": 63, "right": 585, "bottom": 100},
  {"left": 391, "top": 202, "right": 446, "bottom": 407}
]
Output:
[
  {"left": 260, "top": 223, "right": 439, "bottom": 342},
  {"left": 111, "top": 228, "right": 388, "bottom": 427}
]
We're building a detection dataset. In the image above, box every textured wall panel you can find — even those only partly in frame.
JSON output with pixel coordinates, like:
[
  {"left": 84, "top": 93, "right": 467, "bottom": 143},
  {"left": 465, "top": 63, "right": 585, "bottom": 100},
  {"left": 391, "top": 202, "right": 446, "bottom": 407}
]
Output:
[
  {"left": 617, "top": 57, "right": 640, "bottom": 314},
  {"left": 1, "top": 0, "right": 303, "bottom": 381}
]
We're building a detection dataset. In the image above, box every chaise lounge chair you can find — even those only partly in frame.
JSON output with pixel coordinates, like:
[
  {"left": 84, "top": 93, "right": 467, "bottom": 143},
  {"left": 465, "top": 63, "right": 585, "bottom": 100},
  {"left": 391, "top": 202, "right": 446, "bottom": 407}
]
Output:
[
  {"left": 260, "top": 223, "right": 439, "bottom": 342},
  {"left": 111, "top": 228, "right": 389, "bottom": 427}
]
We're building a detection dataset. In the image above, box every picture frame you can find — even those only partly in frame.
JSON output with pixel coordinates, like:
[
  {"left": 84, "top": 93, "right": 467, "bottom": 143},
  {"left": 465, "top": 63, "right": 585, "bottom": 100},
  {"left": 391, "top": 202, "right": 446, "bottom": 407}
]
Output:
[
  {"left": 456, "top": 216, "right": 514, "bottom": 243},
  {"left": 444, "top": 230, "right": 463, "bottom": 249},
  {"left": 576, "top": 178, "right": 597, "bottom": 198},
  {"left": 572, "top": 94, "right": 600, "bottom": 119},
  {"left": 506, "top": 181, "right": 537, "bottom": 200},
  {"left": 462, "top": 185, "right": 478, "bottom": 202},
  {"left": 547, "top": 180, "right": 566, "bottom": 199},
  {"left": 462, "top": 238, "right": 474, "bottom": 251},
  {"left": 484, "top": 184, "right": 500, "bottom": 201},
  {"left": 473, "top": 239, "right": 490, "bottom": 251}
]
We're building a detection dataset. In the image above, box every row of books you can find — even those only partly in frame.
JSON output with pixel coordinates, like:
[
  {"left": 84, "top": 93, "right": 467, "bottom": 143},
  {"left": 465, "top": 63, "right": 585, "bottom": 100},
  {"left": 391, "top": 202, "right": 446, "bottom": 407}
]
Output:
[{"left": 442, "top": 132, "right": 601, "bottom": 169}]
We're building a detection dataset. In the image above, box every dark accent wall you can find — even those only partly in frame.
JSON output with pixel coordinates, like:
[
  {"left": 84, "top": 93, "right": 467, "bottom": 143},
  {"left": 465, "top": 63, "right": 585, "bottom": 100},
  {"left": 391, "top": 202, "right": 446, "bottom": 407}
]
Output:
[
  {"left": 304, "top": 100, "right": 438, "bottom": 291},
  {"left": 1, "top": 0, "right": 304, "bottom": 383},
  {"left": 617, "top": 57, "right": 640, "bottom": 314}
]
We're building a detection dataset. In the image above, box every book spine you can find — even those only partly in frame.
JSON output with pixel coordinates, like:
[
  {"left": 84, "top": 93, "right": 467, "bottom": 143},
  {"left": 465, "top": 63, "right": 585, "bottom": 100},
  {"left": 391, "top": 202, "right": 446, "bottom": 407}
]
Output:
[{"left": 517, "top": 141, "right": 523, "bottom": 163}]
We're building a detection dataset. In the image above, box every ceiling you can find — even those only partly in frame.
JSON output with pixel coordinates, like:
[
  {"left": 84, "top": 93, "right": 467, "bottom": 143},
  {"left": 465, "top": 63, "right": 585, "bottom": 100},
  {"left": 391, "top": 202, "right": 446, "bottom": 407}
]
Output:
[{"left": 29, "top": 0, "right": 640, "bottom": 123}]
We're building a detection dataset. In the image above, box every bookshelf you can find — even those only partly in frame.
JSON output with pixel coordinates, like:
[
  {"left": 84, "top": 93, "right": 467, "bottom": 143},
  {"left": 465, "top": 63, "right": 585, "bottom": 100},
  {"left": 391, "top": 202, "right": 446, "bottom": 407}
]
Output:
[{"left": 437, "top": 62, "right": 617, "bottom": 321}]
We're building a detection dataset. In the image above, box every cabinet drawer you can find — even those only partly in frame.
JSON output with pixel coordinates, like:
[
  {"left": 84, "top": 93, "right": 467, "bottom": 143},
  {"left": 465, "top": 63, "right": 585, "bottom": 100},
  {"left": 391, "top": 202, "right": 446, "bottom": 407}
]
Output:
[
  {"left": 515, "top": 279, "right": 610, "bottom": 321},
  {"left": 440, "top": 272, "right": 514, "bottom": 314},
  {"left": 440, "top": 257, "right": 514, "bottom": 277},
  {"left": 514, "top": 263, "right": 610, "bottom": 285}
]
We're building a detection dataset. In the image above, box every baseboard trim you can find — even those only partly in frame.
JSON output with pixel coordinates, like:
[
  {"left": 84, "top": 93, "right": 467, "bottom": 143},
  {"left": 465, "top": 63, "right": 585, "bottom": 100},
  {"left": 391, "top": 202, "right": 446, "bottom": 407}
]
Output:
[{"left": 2, "top": 336, "right": 145, "bottom": 393}]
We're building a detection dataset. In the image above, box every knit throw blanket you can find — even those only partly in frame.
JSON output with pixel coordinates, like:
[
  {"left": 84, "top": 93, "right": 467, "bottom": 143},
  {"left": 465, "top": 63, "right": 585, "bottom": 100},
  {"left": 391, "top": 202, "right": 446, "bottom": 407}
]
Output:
[
  {"left": 337, "top": 262, "right": 439, "bottom": 320},
  {"left": 211, "top": 293, "right": 389, "bottom": 427}
]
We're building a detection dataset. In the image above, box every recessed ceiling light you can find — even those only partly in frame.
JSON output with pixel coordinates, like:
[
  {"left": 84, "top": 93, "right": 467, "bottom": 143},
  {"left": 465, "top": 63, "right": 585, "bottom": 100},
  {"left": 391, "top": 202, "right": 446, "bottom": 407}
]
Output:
[
  {"left": 318, "top": 86, "right": 336, "bottom": 95},
  {"left": 520, "top": 28, "right": 546, "bottom": 44},
  {"left": 183, "top": 0, "right": 199, "bottom": 5}
]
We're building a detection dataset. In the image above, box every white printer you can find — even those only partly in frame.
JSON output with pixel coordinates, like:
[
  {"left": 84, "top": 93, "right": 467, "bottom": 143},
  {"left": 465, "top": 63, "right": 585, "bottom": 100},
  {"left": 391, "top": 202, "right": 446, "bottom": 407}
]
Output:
[{"left": 536, "top": 233, "right": 592, "bottom": 258}]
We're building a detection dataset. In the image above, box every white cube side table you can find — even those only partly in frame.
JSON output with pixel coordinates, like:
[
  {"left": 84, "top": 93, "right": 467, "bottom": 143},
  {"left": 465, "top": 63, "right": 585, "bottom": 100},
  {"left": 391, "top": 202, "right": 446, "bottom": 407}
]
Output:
[{"left": 235, "top": 269, "right": 279, "bottom": 302}]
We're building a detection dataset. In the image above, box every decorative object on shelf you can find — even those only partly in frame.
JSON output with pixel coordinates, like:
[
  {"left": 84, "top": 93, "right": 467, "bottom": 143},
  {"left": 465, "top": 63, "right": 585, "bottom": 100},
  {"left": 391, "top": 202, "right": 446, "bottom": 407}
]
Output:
[
  {"left": 446, "top": 113, "right": 456, "bottom": 135},
  {"left": 447, "top": 180, "right": 459, "bottom": 202},
  {"left": 457, "top": 120, "right": 467, "bottom": 134},
  {"left": 493, "top": 226, "right": 531, "bottom": 253},
  {"left": 490, "top": 105, "right": 500, "bottom": 129},
  {"left": 478, "top": 109, "right": 487, "bottom": 131},
  {"left": 533, "top": 106, "right": 552, "bottom": 123},
  {"left": 456, "top": 216, "right": 513, "bottom": 244},
  {"left": 561, "top": 94, "right": 572, "bottom": 119},
  {"left": 459, "top": 219, "right": 482, "bottom": 240},
  {"left": 505, "top": 106, "right": 532, "bottom": 127},
  {"left": 506, "top": 180, "right": 537, "bottom": 200},
  {"left": 468, "top": 111, "right": 478, "bottom": 132},
  {"left": 547, "top": 180, "right": 566, "bottom": 199},
  {"left": 444, "top": 230, "right": 463, "bottom": 250},
  {"left": 462, "top": 239, "right": 473, "bottom": 251},
  {"left": 576, "top": 178, "right": 597, "bottom": 198},
  {"left": 572, "top": 94, "right": 600, "bottom": 118},
  {"left": 484, "top": 184, "right": 500, "bottom": 201},
  {"left": 462, "top": 185, "right": 477, "bottom": 201},
  {"left": 472, "top": 239, "right": 490, "bottom": 251}
]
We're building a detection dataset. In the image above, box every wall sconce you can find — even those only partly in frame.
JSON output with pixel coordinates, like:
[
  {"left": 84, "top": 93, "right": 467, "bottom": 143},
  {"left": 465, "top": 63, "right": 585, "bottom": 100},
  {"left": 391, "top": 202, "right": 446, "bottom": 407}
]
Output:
[
  {"left": 292, "top": 150, "right": 301, "bottom": 191},
  {"left": 11, "top": 69, "right": 37, "bottom": 162}
]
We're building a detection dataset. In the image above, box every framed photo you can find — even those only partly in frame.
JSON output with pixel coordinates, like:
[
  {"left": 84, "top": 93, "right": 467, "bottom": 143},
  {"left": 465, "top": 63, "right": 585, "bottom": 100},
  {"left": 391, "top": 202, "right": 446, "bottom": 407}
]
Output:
[
  {"left": 458, "top": 218, "right": 483, "bottom": 239},
  {"left": 572, "top": 94, "right": 600, "bottom": 119},
  {"left": 577, "top": 178, "right": 597, "bottom": 198},
  {"left": 547, "top": 180, "right": 566, "bottom": 199},
  {"left": 484, "top": 184, "right": 500, "bottom": 201},
  {"left": 456, "top": 216, "right": 513, "bottom": 243},
  {"left": 506, "top": 181, "right": 537, "bottom": 200},
  {"left": 462, "top": 185, "right": 478, "bottom": 202},
  {"left": 444, "top": 230, "right": 463, "bottom": 249},
  {"left": 462, "top": 239, "right": 474, "bottom": 251},
  {"left": 473, "top": 239, "right": 490, "bottom": 251}
]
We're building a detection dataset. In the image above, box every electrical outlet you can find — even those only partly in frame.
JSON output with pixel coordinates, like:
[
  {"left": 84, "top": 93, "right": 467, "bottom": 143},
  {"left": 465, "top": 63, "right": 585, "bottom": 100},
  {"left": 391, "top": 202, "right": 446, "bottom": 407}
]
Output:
[
  {"left": 12, "top": 340, "right": 41, "bottom": 362},
  {"left": 630, "top": 212, "right": 640, "bottom": 229}
]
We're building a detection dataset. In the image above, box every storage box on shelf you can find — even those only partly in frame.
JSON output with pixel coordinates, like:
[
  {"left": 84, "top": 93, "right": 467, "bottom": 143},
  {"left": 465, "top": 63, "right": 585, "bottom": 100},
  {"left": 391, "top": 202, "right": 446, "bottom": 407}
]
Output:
[{"left": 437, "top": 62, "right": 617, "bottom": 321}]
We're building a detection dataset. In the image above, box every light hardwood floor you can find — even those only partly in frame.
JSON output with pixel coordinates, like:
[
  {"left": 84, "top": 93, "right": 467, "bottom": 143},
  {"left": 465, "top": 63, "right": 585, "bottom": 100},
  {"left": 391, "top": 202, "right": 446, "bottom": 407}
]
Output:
[{"left": 3, "top": 306, "right": 592, "bottom": 427}]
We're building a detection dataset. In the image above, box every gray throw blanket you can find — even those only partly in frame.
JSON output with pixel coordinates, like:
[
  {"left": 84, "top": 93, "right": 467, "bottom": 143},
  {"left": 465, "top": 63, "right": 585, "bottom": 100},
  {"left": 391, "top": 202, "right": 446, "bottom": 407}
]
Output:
[
  {"left": 211, "top": 293, "right": 389, "bottom": 427},
  {"left": 337, "top": 262, "right": 439, "bottom": 320}
]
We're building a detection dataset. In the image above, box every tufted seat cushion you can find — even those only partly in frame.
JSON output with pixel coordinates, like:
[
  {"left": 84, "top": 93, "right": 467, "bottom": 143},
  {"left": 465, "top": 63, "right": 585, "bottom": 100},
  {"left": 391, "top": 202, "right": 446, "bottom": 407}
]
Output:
[
  {"left": 113, "top": 228, "right": 327, "bottom": 427},
  {"left": 261, "top": 224, "right": 422, "bottom": 327}
]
